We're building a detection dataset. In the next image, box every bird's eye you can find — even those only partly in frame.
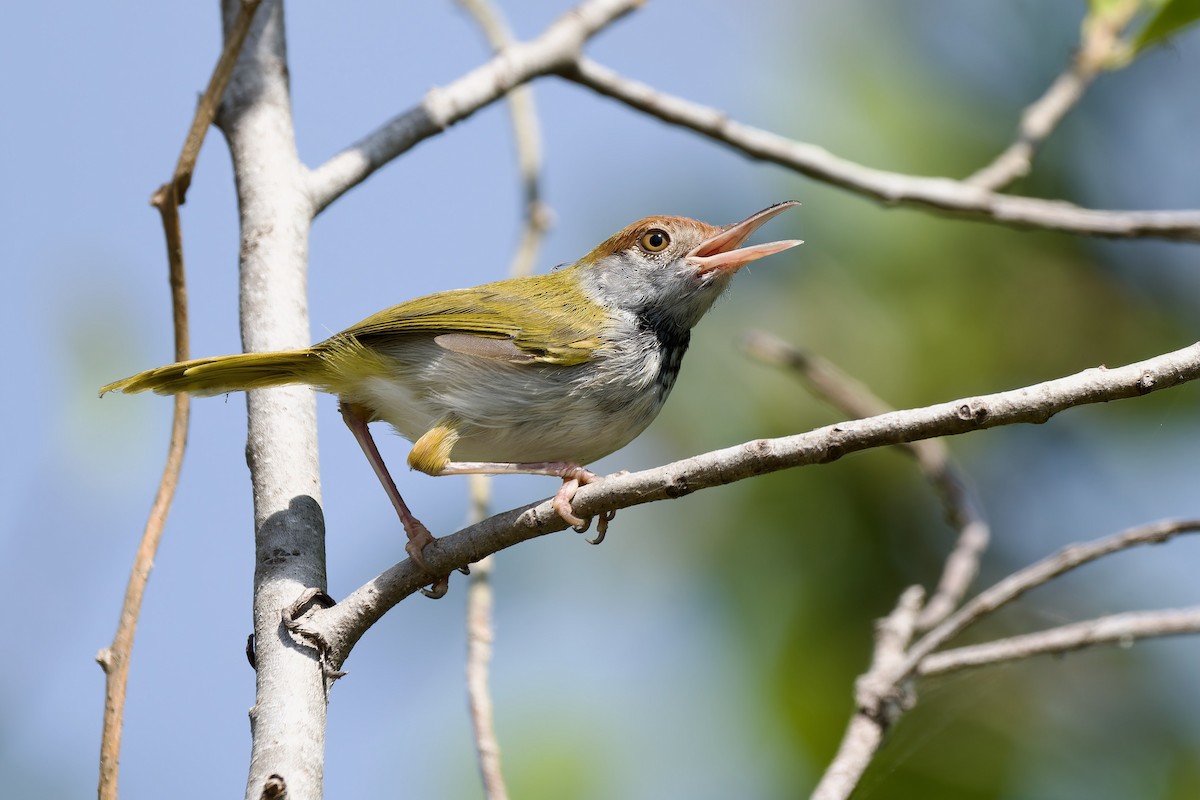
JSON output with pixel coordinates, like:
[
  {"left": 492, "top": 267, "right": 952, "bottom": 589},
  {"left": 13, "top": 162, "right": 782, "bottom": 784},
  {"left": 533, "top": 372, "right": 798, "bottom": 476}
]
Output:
[{"left": 639, "top": 229, "right": 671, "bottom": 253}]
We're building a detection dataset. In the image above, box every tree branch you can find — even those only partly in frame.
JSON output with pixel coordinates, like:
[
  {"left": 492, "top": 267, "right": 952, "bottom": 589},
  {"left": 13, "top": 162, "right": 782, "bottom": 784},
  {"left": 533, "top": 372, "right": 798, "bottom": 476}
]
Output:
[
  {"left": 742, "top": 330, "right": 990, "bottom": 630},
  {"left": 965, "top": 1, "right": 1138, "bottom": 190},
  {"left": 96, "top": 3, "right": 261, "bottom": 798},
  {"left": 815, "top": 518, "right": 1200, "bottom": 800},
  {"left": 293, "top": 342, "right": 1200, "bottom": 668},
  {"left": 900, "top": 518, "right": 1200, "bottom": 676},
  {"left": 560, "top": 57, "right": 1200, "bottom": 241},
  {"left": 920, "top": 607, "right": 1200, "bottom": 676},
  {"left": 305, "top": 0, "right": 641, "bottom": 214},
  {"left": 464, "top": 480, "right": 508, "bottom": 800},
  {"left": 811, "top": 587, "right": 924, "bottom": 800},
  {"left": 457, "top": 0, "right": 552, "bottom": 279},
  {"left": 214, "top": 2, "right": 329, "bottom": 798}
]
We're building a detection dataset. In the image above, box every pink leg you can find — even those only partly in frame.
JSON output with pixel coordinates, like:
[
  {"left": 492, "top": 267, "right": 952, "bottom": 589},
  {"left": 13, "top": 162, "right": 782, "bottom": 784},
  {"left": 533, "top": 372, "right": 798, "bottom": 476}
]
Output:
[
  {"left": 437, "top": 460, "right": 613, "bottom": 537},
  {"left": 339, "top": 402, "right": 448, "bottom": 598}
]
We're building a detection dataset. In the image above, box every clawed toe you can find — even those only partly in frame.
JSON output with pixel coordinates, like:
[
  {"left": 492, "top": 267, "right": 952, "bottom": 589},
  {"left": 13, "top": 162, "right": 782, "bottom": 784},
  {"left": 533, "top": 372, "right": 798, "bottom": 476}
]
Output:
[
  {"left": 403, "top": 519, "right": 453, "bottom": 599},
  {"left": 551, "top": 470, "right": 616, "bottom": 543},
  {"left": 420, "top": 575, "right": 450, "bottom": 599},
  {"left": 553, "top": 477, "right": 590, "bottom": 529},
  {"left": 586, "top": 509, "right": 617, "bottom": 545}
]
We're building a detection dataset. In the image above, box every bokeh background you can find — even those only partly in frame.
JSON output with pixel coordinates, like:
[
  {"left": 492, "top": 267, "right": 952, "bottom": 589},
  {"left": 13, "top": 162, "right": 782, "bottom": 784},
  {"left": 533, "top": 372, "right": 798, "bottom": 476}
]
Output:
[{"left": 4, "top": 1, "right": 1200, "bottom": 797}]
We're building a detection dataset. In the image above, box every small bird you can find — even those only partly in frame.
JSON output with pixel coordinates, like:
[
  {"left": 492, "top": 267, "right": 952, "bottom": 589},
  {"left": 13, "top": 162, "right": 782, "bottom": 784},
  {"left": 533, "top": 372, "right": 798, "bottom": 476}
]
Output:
[{"left": 102, "top": 202, "right": 801, "bottom": 595}]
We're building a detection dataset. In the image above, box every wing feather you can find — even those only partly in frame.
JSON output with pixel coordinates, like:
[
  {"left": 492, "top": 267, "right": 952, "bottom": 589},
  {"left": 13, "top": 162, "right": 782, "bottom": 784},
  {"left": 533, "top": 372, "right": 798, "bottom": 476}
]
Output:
[{"left": 323, "top": 272, "right": 605, "bottom": 367}]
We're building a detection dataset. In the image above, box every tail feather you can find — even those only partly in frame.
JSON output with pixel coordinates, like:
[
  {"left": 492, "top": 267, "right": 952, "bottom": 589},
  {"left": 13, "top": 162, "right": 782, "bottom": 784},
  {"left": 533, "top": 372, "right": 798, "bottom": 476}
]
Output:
[{"left": 100, "top": 349, "right": 322, "bottom": 397}]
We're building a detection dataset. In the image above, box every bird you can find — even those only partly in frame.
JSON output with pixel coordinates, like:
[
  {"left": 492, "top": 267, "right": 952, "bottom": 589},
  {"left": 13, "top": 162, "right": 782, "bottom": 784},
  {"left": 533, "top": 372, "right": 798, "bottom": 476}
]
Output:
[{"left": 101, "top": 201, "right": 801, "bottom": 596}]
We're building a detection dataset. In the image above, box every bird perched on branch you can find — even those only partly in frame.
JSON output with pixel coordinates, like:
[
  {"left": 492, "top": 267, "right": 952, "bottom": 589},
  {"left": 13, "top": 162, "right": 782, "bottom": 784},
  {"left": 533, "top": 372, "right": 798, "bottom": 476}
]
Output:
[{"left": 102, "top": 201, "right": 801, "bottom": 596}]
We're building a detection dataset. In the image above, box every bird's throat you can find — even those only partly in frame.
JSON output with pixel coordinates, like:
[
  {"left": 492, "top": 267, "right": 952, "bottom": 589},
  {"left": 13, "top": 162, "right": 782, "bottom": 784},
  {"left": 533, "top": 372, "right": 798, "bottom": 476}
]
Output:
[{"left": 636, "top": 312, "right": 691, "bottom": 403}]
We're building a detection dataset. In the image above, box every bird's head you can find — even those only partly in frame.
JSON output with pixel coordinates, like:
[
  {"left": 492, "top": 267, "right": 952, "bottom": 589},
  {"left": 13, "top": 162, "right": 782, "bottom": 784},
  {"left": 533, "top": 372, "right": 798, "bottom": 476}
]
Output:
[{"left": 576, "top": 201, "right": 802, "bottom": 333}]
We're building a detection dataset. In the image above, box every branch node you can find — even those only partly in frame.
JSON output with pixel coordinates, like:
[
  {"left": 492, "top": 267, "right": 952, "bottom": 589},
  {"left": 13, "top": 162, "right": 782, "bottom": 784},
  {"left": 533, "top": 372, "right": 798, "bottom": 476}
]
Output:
[
  {"left": 259, "top": 773, "right": 287, "bottom": 800},
  {"left": 955, "top": 401, "right": 989, "bottom": 423},
  {"left": 281, "top": 588, "right": 346, "bottom": 680}
]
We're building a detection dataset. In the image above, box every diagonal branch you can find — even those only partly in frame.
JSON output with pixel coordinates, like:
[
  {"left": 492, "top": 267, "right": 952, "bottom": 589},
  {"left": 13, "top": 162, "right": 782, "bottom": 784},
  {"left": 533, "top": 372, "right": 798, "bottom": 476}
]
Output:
[
  {"left": 899, "top": 518, "right": 1200, "bottom": 677},
  {"left": 294, "top": 341, "right": 1200, "bottom": 668},
  {"left": 742, "top": 330, "right": 990, "bottom": 630},
  {"left": 965, "top": 1, "right": 1139, "bottom": 190},
  {"left": 815, "top": 518, "right": 1200, "bottom": 800},
  {"left": 95, "top": 3, "right": 262, "bottom": 799},
  {"left": 457, "top": 0, "right": 552, "bottom": 278},
  {"left": 306, "top": 0, "right": 641, "bottom": 214},
  {"left": 919, "top": 607, "right": 1200, "bottom": 676},
  {"left": 560, "top": 58, "right": 1200, "bottom": 242}
]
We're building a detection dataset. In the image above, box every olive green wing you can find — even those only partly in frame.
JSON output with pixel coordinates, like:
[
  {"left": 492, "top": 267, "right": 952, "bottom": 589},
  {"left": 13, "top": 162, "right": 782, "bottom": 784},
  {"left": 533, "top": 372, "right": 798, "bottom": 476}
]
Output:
[{"left": 326, "top": 273, "right": 606, "bottom": 367}]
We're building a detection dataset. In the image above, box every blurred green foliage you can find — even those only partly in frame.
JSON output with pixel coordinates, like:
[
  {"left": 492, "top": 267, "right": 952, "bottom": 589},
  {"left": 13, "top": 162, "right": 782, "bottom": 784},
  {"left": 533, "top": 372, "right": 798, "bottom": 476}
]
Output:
[{"left": 639, "top": 3, "right": 1200, "bottom": 798}]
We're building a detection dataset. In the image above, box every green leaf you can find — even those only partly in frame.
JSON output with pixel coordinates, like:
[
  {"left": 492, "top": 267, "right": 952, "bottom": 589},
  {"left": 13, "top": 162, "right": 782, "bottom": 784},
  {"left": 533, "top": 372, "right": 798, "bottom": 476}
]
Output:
[
  {"left": 1088, "top": 0, "right": 1132, "bottom": 15},
  {"left": 1133, "top": 0, "right": 1200, "bottom": 52}
]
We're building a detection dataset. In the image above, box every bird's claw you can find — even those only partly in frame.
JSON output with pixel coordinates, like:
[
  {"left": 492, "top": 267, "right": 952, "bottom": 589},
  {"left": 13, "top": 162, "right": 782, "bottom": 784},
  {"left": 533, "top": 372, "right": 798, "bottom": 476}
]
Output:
[
  {"left": 552, "top": 470, "right": 615, "bottom": 543},
  {"left": 403, "top": 519, "right": 453, "bottom": 599},
  {"left": 585, "top": 510, "right": 617, "bottom": 545},
  {"left": 419, "top": 575, "right": 450, "bottom": 599}
]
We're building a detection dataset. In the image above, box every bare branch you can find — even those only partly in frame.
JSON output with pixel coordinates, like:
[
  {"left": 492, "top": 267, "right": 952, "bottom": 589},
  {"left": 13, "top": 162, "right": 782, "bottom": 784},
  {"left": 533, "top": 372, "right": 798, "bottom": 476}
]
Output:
[
  {"left": 900, "top": 518, "right": 1200, "bottom": 677},
  {"left": 965, "top": 68, "right": 1095, "bottom": 191},
  {"left": 920, "top": 607, "right": 1200, "bottom": 676},
  {"left": 965, "top": 3, "right": 1138, "bottom": 190},
  {"left": 561, "top": 58, "right": 1200, "bottom": 242},
  {"left": 306, "top": 0, "right": 641, "bottom": 214},
  {"left": 303, "top": 342, "right": 1200, "bottom": 667},
  {"left": 96, "top": 4, "right": 261, "bottom": 798},
  {"left": 463, "top": 476, "right": 509, "bottom": 800},
  {"left": 815, "top": 519, "right": 1200, "bottom": 800},
  {"left": 457, "top": 0, "right": 552, "bottom": 278},
  {"left": 811, "top": 587, "right": 923, "bottom": 800},
  {"left": 162, "top": 0, "right": 264, "bottom": 200},
  {"left": 214, "top": 2, "right": 329, "bottom": 797},
  {"left": 743, "top": 331, "right": 991, "bottom": 629}
]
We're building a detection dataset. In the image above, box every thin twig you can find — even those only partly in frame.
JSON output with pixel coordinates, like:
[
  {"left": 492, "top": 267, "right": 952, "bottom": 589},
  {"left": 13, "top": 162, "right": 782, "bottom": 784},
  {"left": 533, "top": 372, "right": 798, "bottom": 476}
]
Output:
[
  {"left": 464, "top": 476, "right": 508, "bottom": 800},
  {"left": 900, "top": 518, "right": 1200, "bottom": 676},
  {"left": 454, "top": 3, "right": 542, "bottom": 786},
  {"left": 560, "top": 57, "right": 1200, "bottom": 241},
  {"left": 165, "top": 0, "right": 264, "bottom": 199},
  {"left": 95, "top": 4, "right": 261, "bottom": 799},
  {"left": 457, "top": 0, "right": 552, "bottom": 278},
  {"left": 815, "top": 519, "right": 1200, "bottom": 800},
  {"left": 966, "top": 2, "right": 1138, "bottom": 190},
  {"left": 295, "top": 342, "right": 1200, "bottom": 667},
  {"left": 305, "top": 1, "right": 1200, "bottom": 241},
  {"left": 811, "top": 587, "right": 924, "bottom": 800},
  {"left": 306, "top": 0, "right": 641, "bottom": 214},
  {"left": 743, "top": 331, "right": 990, "bottom": 630},
  {"left": 920, "top": 607, "right": 1200, "bottom": 676}
]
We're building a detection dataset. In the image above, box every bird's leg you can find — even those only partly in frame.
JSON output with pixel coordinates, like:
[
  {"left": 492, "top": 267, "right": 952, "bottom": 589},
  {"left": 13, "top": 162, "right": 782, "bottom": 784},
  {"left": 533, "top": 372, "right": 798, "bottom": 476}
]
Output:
[
  {"left": 407, "top": 423, "right": 616, "bottom": 539},
  {"left": 435, "top": 460, "right": 614, "bottom": 539},
  {"left": 339, "top": 402, "right": 450, "bottom": 598}
]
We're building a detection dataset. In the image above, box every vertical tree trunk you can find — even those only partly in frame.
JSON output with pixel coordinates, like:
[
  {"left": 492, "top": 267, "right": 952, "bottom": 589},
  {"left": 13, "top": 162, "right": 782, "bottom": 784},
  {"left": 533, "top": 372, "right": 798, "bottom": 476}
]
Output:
[{"left": 215, "top": 2, "right": 329, "bottom": 798}]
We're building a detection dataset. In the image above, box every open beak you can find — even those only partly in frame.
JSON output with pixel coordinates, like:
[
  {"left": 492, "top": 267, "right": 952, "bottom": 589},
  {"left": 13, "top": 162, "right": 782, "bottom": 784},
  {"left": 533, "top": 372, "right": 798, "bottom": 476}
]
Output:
[{"left": 686, "top": 201, "right": 803, "bottom": 274}]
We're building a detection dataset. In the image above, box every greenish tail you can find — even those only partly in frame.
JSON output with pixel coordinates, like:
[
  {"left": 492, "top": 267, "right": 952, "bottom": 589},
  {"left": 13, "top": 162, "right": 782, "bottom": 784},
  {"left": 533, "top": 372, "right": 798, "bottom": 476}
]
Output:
[{"left": 99, "top": 349, "right": 322, "bottom": 397}]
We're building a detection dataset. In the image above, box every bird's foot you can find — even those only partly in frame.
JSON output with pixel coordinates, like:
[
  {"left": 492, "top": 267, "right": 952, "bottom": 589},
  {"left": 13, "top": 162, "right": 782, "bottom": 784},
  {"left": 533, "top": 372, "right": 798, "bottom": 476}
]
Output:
[
  {"left": 553, "top": 468, "right": 616, "bottom": 543},
  {"left": 402, "top": 518, "right": 462, "bottom": 599}
]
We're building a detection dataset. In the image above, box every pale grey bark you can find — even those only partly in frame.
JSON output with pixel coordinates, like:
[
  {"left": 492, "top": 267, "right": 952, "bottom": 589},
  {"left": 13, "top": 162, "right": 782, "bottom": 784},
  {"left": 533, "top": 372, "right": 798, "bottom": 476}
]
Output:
[
  {"left": 205, "top": 2, "right": 642, "bottom": 797},
  {"left": 215, "top": 2, "right": 328, "bottom": 798},
  {"left": 561, "top": 57, "right": 1200, "bottom": 241}
]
